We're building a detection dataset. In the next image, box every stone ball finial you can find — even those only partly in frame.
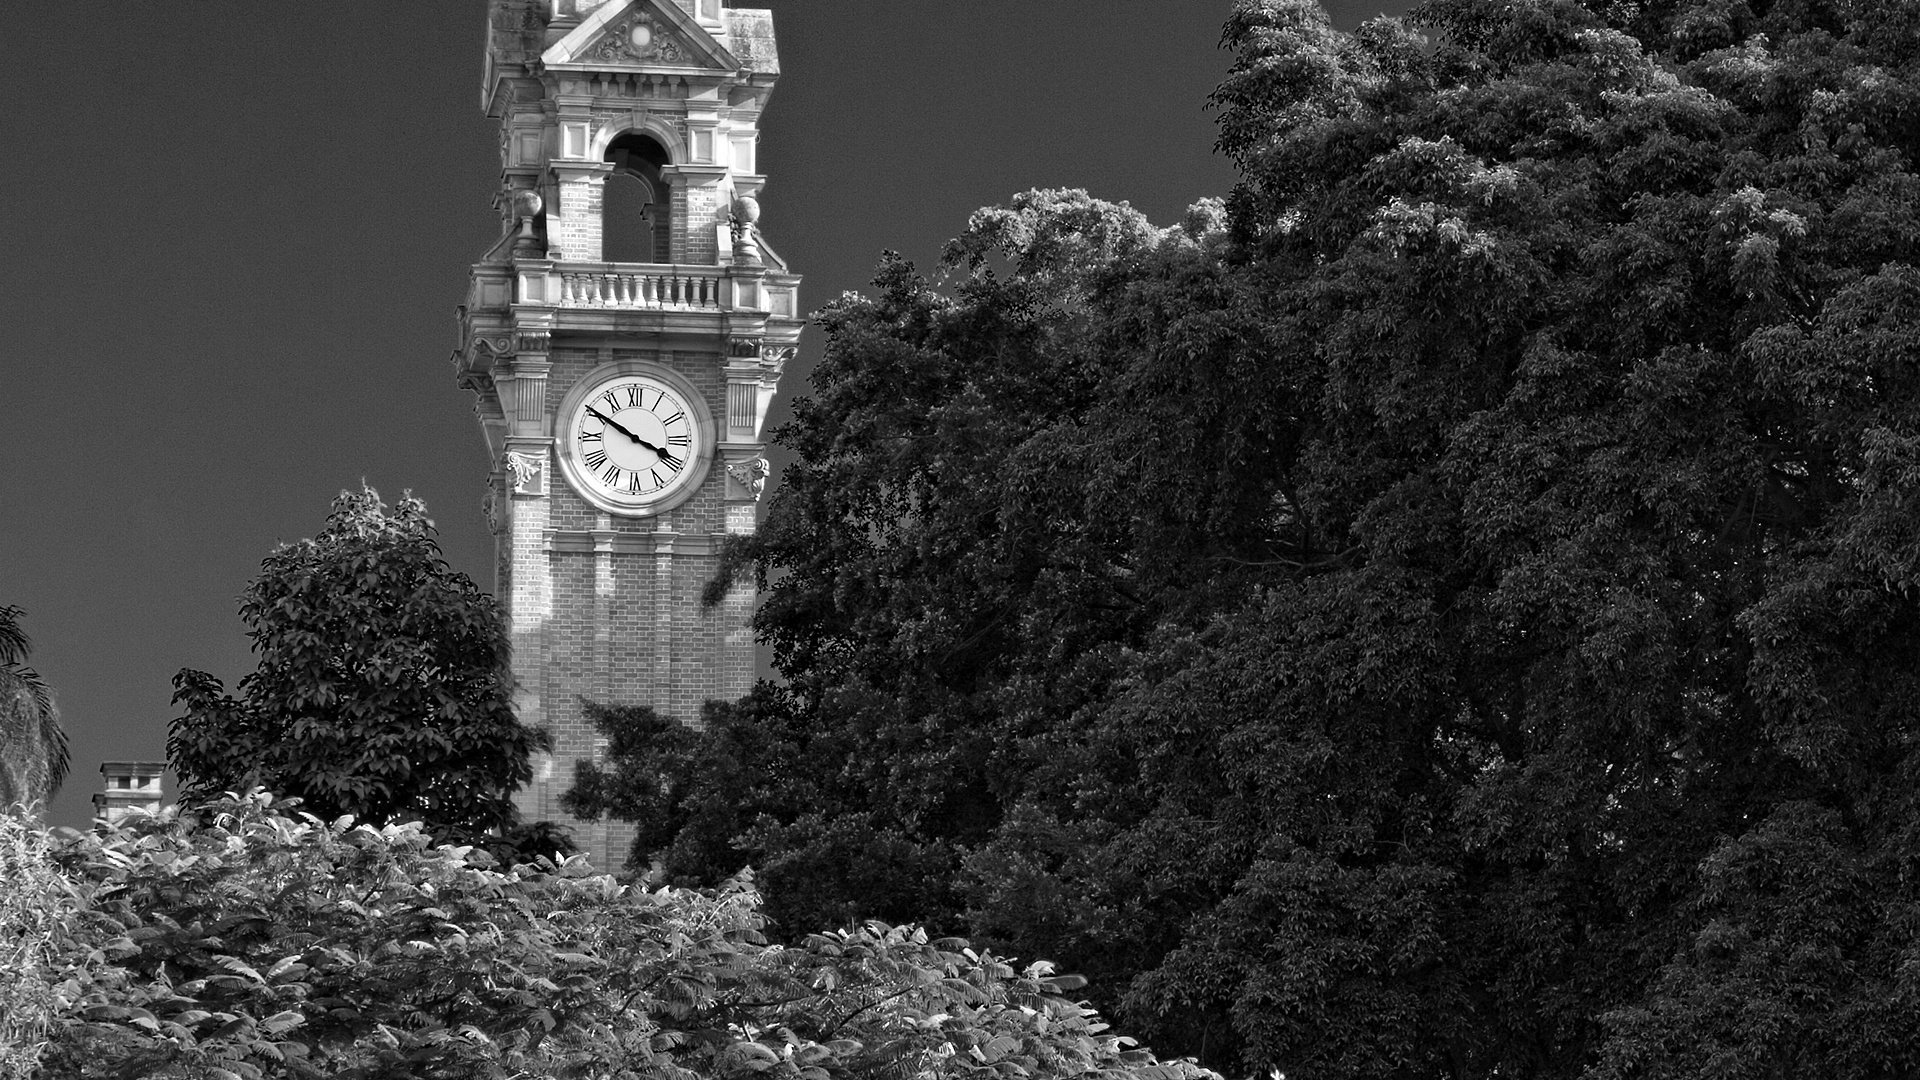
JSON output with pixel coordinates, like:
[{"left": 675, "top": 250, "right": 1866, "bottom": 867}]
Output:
[
  {"left": 731, "top": 195, "right": 761, "bottom": 225},
  {"left": 512, "top": 189, "right": 544, "bottom": 220}
]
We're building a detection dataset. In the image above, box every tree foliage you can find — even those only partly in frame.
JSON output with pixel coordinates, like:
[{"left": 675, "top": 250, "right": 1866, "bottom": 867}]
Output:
[
  {"left": 569, "top": 0, "right": 1920, "bottom": 1074},
  {"left": 168, "top": 486, "right": 550, "bottom": 852},
  {"left": 1, "top": 810, "right": 69, "bottom": 1078},
  {"left": 0, "top": 604, "right": 69, "bottom": 812},
  {"left": 20, "top": 792, "right": 1211, "bottom": 1080}
]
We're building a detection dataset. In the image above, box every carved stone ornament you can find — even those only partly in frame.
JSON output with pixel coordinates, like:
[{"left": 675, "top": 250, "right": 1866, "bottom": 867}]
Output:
[
  {"left": 760, "top": 344, "right": 797, "bottom": 368},
  {"left": 504, "top": 450, "right": 548, "bottom": 495},
  {"left": 726, "top": 457, "right": 770, "bottom": 501},
  {"left": 515, "top": 331, "right": 552, "bottom": 355},
  {"left": 729, "top": 336, "right": 762, "bottom": 359},
  {"left": 482, "top": 489, "right": 504, "bottom": 535},
  {"left": 591, "top": 12, "right": 687, "bottom": 64}
]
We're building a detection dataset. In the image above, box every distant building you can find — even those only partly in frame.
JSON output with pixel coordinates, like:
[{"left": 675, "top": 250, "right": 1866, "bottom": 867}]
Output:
[{"left": 93, "top": 761, "right": 165, "bottom": 824}]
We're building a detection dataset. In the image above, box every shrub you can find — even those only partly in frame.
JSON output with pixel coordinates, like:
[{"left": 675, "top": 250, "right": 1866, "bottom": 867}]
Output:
[
  {"left": 29, "top": 793, "right": 1213, "bottom": 1080},
  {"left": 0, "top": 811, "right": 71, "bottom": 1080}
]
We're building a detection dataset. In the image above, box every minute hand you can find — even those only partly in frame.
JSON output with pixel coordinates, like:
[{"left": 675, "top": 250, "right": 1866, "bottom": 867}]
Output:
[
  {"left": 587, "top": 406, "right": 678, "bottom": 461},
  {"left": 587, "top": 406, "right": 655, "bottom": 449}
]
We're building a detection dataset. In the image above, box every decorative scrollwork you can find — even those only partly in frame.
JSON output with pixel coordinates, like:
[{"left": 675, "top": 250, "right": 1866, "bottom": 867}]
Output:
[
  {"left": 505, "top": 450, "right": 547, "bottom": 495},
  {"left": 482, "top": 489, "right": 504, "bottom": 534},
  {"left": 591, "top": 12, "right": 686, "bottom": 64},
  {"left": 726, "top": 457, "right": 770, "bottom": 501}
]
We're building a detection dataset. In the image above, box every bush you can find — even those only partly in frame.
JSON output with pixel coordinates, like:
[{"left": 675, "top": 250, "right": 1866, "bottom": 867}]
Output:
[
  {"left": 0, "top": 811, "right": 71, "bottom": 1080},
  {"left": 25, "top": 793, "right": 1212, "bottom": 1080}
]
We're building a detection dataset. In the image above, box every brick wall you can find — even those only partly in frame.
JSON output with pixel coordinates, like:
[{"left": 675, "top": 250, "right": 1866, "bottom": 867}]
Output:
[
  {"left": 554, "top": 176, "right": 605, "bottom": 262},
  {"left": 502, "top": 343, "right": 757, "bottom": 871}
]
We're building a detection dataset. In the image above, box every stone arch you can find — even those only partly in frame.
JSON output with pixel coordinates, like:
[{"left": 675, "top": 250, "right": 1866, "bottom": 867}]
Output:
[
  {"left": 601, "top": 129, "right": 674, "bottom": 263},
  {"left": 591, "top": 115, "right": 684, "bottom": 163}
]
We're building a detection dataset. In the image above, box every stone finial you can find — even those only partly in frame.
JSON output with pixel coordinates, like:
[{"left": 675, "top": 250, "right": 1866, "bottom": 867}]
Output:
[
  {"left": 730, "top": 196, "right": 763, "bottom": 266},
  {"left": 510, "top": 190, "right": 546, "bottom": 260}
]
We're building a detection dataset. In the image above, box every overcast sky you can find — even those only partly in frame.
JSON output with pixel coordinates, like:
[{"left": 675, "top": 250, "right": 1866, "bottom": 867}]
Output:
[{"left": 3, "top": 1, "right": 1410, "bottom": 828}]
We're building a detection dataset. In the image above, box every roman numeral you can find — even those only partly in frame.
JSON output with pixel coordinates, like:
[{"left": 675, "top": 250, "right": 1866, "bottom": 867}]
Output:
[
  {"left": 662, "top": 410, "right": 684, "bottom": 426},
  {"left": 650, "top": 467, "right": 668, "bottom": 487},
  {"left": 659, "top": 452, "right": 683, "bottom": 472},
  {"left": 584, "top": 449, "right": 607, "bottom": 469},
  {"left": 601, "top": 462, "right": 622, "bottom": 486},
  {"left": 626, "top": 384, "right": 643, "bottom": 407},
  {"left": 626, "top": 471, "right": 644, "bottom": 494},
  {"left": 580, "top": 430, "right": 602, "bottom": 443},
  {"left": 667, "top": 433, "right": 690, "bottom": 446},
  {"left": 600, "top": 391, "right": 620, "bottom": 411}
]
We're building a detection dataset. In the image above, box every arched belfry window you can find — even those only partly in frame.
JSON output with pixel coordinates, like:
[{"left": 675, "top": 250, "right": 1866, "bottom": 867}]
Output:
[{"left": 603, "top": 133, "right": 671, "bottom": 263}]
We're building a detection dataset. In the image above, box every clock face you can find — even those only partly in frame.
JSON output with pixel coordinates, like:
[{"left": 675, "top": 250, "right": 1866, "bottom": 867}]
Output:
[{"left": 557, "top": 369, "right": 711, "bottom": 516}]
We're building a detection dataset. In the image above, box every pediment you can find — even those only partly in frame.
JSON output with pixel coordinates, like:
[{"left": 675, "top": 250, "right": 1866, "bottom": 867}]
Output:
[{"left": 544, "top": 0, "right": 740, "bottom": 72}]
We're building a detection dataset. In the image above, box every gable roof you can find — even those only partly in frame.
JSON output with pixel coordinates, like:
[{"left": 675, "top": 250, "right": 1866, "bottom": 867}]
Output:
[{"left": 543, "top": 0, "right": 740, "bottom": 72}]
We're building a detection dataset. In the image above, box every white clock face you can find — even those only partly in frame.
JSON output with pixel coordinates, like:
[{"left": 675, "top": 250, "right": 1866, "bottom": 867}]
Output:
[{"left": 558, "top": 369, "right": 710, "bottom": 515}]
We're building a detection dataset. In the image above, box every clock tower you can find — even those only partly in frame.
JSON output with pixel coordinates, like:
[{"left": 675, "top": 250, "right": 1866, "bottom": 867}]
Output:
[{"left": 455, "top": 0, "right": 800, "bottom": 867}]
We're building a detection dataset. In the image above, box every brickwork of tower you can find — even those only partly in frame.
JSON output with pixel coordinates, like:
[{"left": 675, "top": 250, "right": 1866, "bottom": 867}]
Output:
[{"left": 455, "top": 0, "right": 799, "bottom": 869}]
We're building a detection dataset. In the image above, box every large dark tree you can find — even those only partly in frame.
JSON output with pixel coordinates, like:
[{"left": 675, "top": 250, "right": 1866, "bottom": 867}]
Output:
[
  {"left": 570, "top": 1, "right": 1920, "bottom": 1076},
  {"left": 169, "top": 486, "right": 551, "bottom": 851},
  {"left": 0, "top": 605, "right": 68, "bottom": 813}
]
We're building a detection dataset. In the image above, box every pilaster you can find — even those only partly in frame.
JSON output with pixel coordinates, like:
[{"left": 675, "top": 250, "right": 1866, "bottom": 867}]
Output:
[
  {"left": 662, "top": 164, "right": 728, "bottom": 265},
  {"left": 503, "top": 436, "right": 553, "bottom": 827},
  {"left": 550, "top": 162, "right": 613, "bottom": 263},
  {"left": 499, "top": 329, "right": 552, "bottom": 436}
]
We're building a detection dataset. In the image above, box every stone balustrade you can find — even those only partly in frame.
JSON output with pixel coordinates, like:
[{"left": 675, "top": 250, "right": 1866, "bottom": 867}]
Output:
[{"left": 553, "top": 263, "right": 723, "bottom": 310}]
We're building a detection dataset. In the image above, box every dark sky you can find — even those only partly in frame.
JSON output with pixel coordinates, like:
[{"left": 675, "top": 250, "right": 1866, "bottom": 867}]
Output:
[{"left": 4, "top": 1, "right": 1409, "bottom": 829}]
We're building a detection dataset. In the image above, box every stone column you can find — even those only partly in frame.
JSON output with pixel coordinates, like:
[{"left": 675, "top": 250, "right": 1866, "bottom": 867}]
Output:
[{"left": 501, "top": 330, "right": 554, "bottom": 825}]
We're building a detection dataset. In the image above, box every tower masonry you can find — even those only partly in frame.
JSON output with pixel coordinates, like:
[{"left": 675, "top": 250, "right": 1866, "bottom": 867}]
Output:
[{"left": 455, "top": 0, "right": 800, "bottom": 867}]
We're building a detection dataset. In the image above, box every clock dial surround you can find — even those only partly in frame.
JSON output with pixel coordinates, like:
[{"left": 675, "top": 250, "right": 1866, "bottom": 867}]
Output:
[{"left": 554, "top": 364, "right": 715, "bottom": 517}]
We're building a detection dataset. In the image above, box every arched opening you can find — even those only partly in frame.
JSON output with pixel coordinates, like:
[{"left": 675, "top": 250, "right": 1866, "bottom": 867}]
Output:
[{"left": 603, "top": 133, "right": 671, "bottom": 263}]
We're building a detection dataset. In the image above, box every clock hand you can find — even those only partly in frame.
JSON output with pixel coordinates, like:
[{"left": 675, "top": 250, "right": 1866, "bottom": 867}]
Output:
[
  {"left": 586, "top": 406, "right": 650, "bottom": 447},
  {"left": 585, "top": 405, "right": 680, "bottom": 463}
]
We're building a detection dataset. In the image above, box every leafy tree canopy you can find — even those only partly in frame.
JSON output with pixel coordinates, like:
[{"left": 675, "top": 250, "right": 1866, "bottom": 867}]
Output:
[
  {"left": 0, "top": 604, "right": 68, "bottom": 811},
  {"left": 11, "top": 793, "right": 1212, "bottom": 1080},
  {"left": 169, "top": 486, "right": 552, "bottom": 853},
  {"left": 571, "top": 0, "right": 1920, "bottom": 1076}
]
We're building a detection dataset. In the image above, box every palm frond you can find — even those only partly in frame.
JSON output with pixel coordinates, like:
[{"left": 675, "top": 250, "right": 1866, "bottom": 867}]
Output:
[
  {"left": 0, "top": 607, "right": 66, "bottom": 801},
  {"left": 0, "top": 606, "right": 28, "bottom": 668},
  {"left": 0, "top": 668, "right": 68, "bottom": 805}
]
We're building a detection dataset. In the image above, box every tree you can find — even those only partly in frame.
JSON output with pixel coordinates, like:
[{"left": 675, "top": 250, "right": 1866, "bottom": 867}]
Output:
[
  {"left": 0, "top": 605, "right": 69, "bottom": 813},
  {"left": 169, "top": 485, "right": 552, "bottom": 852},
  {"left": 569, "top": 188, "right": 1221, "bottom": 934},
  {"left": 24, "top": 792, "right": 1214, "bottom": 1080},
  {"left": 575, "top": 1, "right": 1920, "bottom": 1075},
  {"left": 1, "top": 809, "right": 67, "bottom": 1077}
]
